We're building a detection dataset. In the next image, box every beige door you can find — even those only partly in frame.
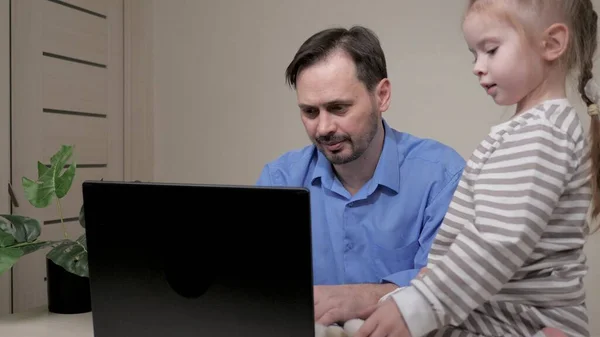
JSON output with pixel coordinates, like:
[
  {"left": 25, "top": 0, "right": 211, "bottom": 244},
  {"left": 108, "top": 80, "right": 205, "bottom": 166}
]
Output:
[
  {"left": 0, "top": 0, "right": 10, "bottom": 317},
  {"left": 10, "top": 0, "right": 124, "bottom": 313}
]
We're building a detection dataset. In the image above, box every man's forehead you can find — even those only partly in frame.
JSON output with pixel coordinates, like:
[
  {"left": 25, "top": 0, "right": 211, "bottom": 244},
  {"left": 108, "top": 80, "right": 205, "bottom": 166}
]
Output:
[
  {"left": 296, "top": 90, "right": 356, "bottom": 106},
  {"left": 296, "top": 77, "right": 361, "bottom": 107},
  {"left": 293, "top": 49, "right": 369, "bottom": 108}
]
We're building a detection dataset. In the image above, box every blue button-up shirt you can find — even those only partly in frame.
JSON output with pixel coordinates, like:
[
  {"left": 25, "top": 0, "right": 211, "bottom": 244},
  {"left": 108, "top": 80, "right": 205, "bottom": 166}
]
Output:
[{"left": 257, "top": 120, "right": 465, "bottom": 287}]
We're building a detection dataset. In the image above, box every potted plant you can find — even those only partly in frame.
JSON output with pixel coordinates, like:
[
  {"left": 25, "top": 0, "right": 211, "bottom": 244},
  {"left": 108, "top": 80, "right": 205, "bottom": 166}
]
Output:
[{"left": 0, "top": 144, "right": 90, "bottom": 314}]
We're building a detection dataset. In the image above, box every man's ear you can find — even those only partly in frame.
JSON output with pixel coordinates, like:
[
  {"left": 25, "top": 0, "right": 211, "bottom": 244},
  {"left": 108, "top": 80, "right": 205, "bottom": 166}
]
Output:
[
  {"left": 540, "top": 23, "right": 569, "bottom": 62},
  {"left": 375, "top": 79, "right": 391, "bottom": 113}
]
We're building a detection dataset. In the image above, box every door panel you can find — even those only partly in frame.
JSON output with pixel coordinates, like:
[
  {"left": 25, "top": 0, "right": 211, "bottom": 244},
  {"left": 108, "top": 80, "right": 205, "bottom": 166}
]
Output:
[
  {"left": 11, "top": 0, "right": 124, "bottom": 313},
  {"left": 42, "top": 0, "right": 108, "bottom": 65},
  {"left": 39, "top": 113, "right": 109, "bottom": 164},
  {"left": 42, "top": 55, "right": 108, "bottom": 115}
]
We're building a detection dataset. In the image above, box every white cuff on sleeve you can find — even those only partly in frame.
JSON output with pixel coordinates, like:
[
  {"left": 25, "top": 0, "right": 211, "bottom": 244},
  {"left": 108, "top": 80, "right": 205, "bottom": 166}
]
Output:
[
  {"left": 390, "top": 286, "right": 437, "bottom": 337},
  {"left": 378, "top": 286, "right": 404, "bottom": 303}
]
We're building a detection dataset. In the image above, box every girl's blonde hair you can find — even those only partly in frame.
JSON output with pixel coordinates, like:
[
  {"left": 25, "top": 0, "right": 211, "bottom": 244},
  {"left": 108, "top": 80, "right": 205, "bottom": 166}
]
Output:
[{"left": 466, "top": 0, "right": 600, "bottom": 218}]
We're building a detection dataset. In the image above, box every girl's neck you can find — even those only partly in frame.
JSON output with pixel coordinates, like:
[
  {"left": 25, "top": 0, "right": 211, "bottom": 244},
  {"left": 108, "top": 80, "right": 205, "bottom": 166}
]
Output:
[{"left": 515, "top": 71, "right": 568, "bottom": 115}]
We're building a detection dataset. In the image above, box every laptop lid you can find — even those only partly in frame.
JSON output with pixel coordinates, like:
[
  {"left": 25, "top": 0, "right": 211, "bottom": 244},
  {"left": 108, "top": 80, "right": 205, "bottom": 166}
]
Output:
[{"left": 82, "top": 181, "right": 315, "bottom": 337}]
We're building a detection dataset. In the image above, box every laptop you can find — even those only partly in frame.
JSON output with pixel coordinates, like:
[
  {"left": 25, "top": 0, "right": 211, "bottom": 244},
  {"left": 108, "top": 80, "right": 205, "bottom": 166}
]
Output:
[{"left": 82, "top": 181, "right": 315, "bottom": 337}]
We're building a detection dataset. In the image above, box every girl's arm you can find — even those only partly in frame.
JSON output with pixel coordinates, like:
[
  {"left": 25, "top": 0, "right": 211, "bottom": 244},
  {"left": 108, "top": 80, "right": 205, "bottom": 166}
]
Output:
[{"left": 392, "top": 121, "right": 586, "bottom": 337}]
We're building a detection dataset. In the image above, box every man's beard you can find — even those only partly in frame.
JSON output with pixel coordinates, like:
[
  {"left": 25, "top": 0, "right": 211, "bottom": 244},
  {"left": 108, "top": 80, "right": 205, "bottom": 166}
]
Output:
[{"left": 315, "top": 109, "right": 380, "bottom": 165}]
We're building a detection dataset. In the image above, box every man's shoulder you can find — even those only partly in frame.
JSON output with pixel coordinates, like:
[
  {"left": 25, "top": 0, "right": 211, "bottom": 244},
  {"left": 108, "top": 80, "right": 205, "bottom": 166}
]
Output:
[
  {"left": 391, "top": 128, "right": 466, "bottom": 176},
  {"left": 258, "top": 144, "right": 318, "bottom": 186}
]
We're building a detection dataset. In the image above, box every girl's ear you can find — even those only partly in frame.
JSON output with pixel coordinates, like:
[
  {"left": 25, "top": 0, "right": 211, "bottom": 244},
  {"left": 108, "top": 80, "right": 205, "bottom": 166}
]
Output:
[{"left": 540, "top": 23, "right": 569, "bottom": 62}]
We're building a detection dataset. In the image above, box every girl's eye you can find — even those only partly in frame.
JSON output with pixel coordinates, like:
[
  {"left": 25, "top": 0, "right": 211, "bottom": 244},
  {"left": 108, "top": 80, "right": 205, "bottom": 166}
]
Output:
[{"left": 487, "top": 47, "right": 498, "bottom": 55}]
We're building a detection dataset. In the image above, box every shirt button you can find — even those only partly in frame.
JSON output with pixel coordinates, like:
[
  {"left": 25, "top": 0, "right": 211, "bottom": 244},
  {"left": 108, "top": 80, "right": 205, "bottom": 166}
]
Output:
[
  {"left": 347, "top": 202, "right": 355, "bottom": 207},
  {"left": 345, "top": 243, "right": 353, "bottom": 251}
]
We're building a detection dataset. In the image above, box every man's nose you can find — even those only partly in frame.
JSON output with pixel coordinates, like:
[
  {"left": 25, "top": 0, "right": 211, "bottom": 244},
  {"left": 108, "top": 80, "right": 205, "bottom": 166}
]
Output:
[{"left": 317, "top": 113, "right": 336, "bottom": 136}]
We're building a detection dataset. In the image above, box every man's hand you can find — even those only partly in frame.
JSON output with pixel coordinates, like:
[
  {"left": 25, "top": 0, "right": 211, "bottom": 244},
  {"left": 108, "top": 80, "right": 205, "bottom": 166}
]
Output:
[
  {"left": 354, "top": 298, "right": 411, "bottom": 337},
  {"left": 314, "top": 283, "right": 397, "bottom": 326}
]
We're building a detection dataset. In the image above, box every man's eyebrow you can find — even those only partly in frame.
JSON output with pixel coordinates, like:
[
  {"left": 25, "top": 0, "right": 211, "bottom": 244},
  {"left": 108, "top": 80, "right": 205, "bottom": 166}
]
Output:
[
  {"left": 298, "top": 103, "right": 315, "bottom": 110},
  {"left": 298, "top": 100, "right": 353, "bottom": 109},
  {"left": 325, "top": 99, "right": 353, "bottom": 106}
]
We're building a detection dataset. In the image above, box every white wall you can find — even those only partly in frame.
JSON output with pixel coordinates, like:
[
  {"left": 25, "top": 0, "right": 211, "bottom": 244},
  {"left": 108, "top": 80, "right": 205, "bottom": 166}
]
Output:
[
  {"left": 151, "top": 0, "right": 600, "bottom": 334},
  {"left": 152, "top": 0, "right": 507, "bottom": 185}
]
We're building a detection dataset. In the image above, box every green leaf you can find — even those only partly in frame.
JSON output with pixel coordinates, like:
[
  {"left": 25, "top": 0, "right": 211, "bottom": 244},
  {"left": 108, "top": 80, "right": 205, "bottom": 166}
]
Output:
[
  {"left": 0, "top": 247, "right": 23, "bottom": 275},
  {"left": 47, "top": 237, "right": 88, "bottom": 278},
  {"left": 0, "top": 231, "right": 15, "bottom": 248},
  {"left": 16, "top": 240, "right": 55, "bottom": 255},
  {"left": 49, "top": 145, "right": 72, "bottom": 167},
  {"left": 0, "top": 215, "right": 41, "bottom": 243},
  {"left": 22, "top": 145, "right": 77, "bottom": 208},
  {"left": 22, "top": 173, "right": 54, "bottom": 208},
  {"left": 55, "top": 161, "right": 76, "bottom": 199},
  {"left": 37, "top": 161, "right": 50, "bottom": 177},
  {"left": 78, "top": 204, "right": 85, "bottom": 229}
]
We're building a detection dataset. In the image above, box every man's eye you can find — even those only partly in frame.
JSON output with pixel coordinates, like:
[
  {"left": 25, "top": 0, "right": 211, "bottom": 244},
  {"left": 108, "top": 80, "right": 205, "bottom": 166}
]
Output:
[{"left": 329, "top": 105, "right": 347, "bottom": 113}]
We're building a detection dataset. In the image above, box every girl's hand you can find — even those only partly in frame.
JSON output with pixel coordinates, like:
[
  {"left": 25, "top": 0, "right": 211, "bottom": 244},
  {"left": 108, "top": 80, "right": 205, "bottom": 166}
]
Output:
[{"left": 354, "top": 298, "right": 412, "bottom": 337}]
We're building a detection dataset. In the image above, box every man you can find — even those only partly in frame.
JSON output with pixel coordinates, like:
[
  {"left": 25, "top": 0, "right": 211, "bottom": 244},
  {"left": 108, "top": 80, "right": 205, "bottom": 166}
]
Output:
[{"left": 256, "top": 26, "right": 465, "bottom": 326}]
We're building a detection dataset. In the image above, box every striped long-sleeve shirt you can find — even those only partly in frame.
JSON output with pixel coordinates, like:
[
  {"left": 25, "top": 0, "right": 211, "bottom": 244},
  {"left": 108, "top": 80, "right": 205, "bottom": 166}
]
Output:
[{"left": 390, "top": 99, "right": 592, "bottom": 337}]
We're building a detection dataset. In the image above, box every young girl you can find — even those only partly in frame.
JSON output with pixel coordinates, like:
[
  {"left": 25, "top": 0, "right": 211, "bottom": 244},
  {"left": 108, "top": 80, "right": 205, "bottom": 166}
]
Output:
[{"left": 353, "top": 1, "right": 600, "bottom": 336}]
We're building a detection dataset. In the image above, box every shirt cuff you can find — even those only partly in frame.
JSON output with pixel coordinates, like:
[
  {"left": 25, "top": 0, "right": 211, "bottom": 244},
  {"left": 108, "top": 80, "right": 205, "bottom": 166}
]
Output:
[
  {"left": 390, "top": 286, "right": 437, "bottom": 337},
  {"left": 378, "top": 286, "right": 404, "bottom": 303}
]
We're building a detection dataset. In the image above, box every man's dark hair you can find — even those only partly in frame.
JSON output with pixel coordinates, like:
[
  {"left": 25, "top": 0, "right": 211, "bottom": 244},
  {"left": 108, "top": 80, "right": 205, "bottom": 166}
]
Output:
[{"left": 285, "top": 26, "right": 388, "bottom": 91}]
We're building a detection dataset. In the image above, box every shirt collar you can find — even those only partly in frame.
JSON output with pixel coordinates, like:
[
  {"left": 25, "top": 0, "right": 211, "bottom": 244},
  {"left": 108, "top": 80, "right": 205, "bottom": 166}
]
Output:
[{"left": 311, "top": 119, "right": 401, "bottom": 195}]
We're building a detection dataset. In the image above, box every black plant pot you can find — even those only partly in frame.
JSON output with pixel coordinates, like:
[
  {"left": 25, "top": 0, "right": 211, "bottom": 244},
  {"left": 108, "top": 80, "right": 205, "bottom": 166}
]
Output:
[{"left": 46, "top": 258, "right": 91, "bottom": 314}]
